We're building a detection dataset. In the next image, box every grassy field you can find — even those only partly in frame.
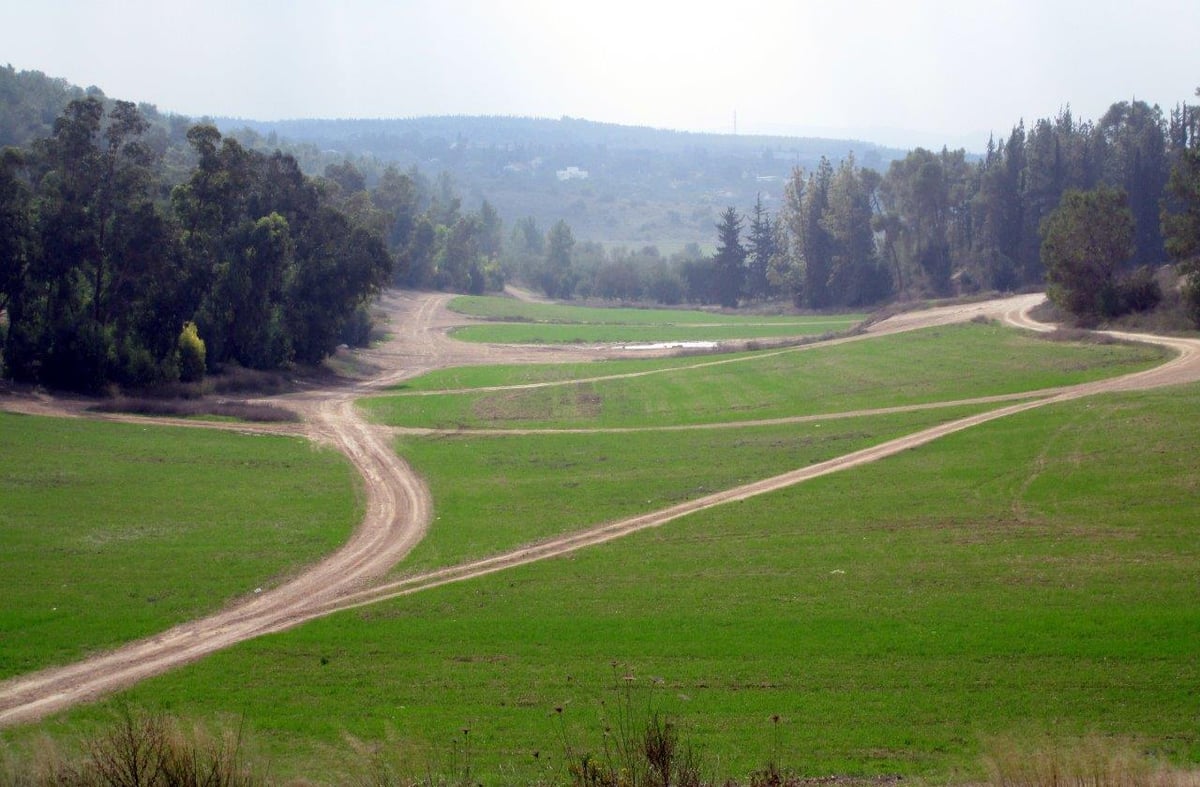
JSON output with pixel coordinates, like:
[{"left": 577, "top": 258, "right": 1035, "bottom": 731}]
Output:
[
  {"left": 362, "top": 323, "right": 1166, "bottom": 429},
  {"left": 384, "top": 351, "right": 758, "bottom": 392},
  {"left": 4, "top": 308, "right": 1194, "bottom": 785},
  {"left": 0, "top": 413, "right": 360, "bottom": 680},
  {"left": 391, "top": 405, "right": 994, "bottom": 572},
  {"left": 449, "top": 322, "right": 860, "bottom": 344},
  {"left": 17, "top": 384, "right": 1198, "bottom": 783},
  {"left": 449, "top": 296, "right": 865, "bottom": 326},
  {"left": 446, "top": 296, "right": 863, "bottom": 344}
]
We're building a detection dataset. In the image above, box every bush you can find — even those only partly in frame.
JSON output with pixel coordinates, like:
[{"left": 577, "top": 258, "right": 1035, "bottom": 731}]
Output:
[
  {"left": 1116, "top": 266, "right": 1163, "bottom": 315},
  {"left": 178, "top": 322, "right": 206, "bottom": 383},
  {"left": 117, "top": 337, "right": 178, "bottom": 389},
  {"left": 1183, "top": 272, "right": 1200, "bottom": 328},
  {"left": 43, "top": 319, "right": 113, "bottom": 394}
]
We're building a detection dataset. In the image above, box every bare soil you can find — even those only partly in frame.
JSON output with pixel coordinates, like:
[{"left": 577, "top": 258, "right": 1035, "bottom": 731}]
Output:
[{"left": 2, "top": 291, "right": 1198, "bottom": 727}]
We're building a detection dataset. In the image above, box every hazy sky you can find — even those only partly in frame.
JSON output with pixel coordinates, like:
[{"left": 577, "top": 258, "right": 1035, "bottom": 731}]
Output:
[{"left": 4, "top": 0, "right": 1198, "bottom": 150}]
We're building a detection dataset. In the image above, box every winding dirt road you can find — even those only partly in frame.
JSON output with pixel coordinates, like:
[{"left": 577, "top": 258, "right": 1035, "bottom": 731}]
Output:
[{"left": 2, "top": 290, "right": 1198, "bottom": 728}]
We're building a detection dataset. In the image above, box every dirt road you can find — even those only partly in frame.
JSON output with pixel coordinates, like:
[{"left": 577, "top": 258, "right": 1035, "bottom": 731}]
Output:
[{"left": 2, "top": 291, "right": 1198, "bottom": 727}]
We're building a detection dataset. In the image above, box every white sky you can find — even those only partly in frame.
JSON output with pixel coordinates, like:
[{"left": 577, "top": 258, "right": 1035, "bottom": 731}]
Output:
[{"left": 3, "top": 0, "right": 1198, "bottom": 150}]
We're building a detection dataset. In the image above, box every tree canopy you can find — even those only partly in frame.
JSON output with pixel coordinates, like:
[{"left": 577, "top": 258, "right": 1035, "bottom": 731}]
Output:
[
  {"left": 1040, "top": 187, "right": 1134, "bottom": 319},
  {"left": 0, "top": 100, "right": 393, "bottom": 391}
]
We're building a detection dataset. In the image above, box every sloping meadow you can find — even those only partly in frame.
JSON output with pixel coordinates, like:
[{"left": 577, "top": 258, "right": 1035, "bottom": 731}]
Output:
[
  {"left": 361, "top": 322, "right": 1166, "bottom": 429},
  {"left": 21, "top": 385, "right": 1199, "bottom": 784},
  {"left": 5, "top": 323, "right": 1196, "bottom": 784}
]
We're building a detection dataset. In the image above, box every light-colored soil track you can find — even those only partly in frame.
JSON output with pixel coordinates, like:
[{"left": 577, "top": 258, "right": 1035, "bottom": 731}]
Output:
[{"left": 2, "top": 291, "right": 1198, "bottom": 728}]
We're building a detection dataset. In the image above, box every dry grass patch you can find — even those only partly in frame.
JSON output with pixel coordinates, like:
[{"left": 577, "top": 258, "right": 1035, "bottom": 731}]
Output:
[
  {"left": 983, "top": 735, "right": 1200, "bottom": 787},
  {"left": 89, "top": 398, "right": 299, "bottom": 423}
]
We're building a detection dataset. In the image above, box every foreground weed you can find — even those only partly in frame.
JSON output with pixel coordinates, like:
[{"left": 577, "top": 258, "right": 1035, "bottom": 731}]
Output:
[
  {"left": 341, "top": 726, "right": 476, "bottom": 787},
  {"left": 560, "top": 667, "right": 703, "bottom": 787},
  {"left": 0, "top": 706, "right": 261, "bottom": 787}
]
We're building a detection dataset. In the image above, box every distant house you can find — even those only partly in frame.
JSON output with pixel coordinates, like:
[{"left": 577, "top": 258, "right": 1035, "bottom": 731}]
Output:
[{"left": 556, "top": 166, "right": 589, "bottom": 181}]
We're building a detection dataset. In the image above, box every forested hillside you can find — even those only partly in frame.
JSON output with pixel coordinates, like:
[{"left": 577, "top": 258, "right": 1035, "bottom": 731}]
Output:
[
  {"left": 217, "top": 115, "right": 909, "bottom": 248},
  {"left": 215, "top": 94, "right": 1200, "bottom": 323},
  {"left": 4, "top": 66, "right": 1200, "bottom": 398}
]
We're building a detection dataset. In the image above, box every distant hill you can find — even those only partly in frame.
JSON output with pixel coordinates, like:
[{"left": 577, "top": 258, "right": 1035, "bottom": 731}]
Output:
[
  {"left": 215, "top": 115, "right": 910, "bottom": 248},
  {"left": 0, "top": 64, "right": 92, "bottom": 147},
  {"left": 0, "top": 65, "right": 910, "bottom": 248}
]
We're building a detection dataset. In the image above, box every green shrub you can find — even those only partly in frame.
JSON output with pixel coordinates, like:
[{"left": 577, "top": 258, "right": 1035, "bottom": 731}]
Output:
[
  {"left": 1116, "top": 266, "right": 1163, "bottom": 315},
  {"left": 178, "top": 321, "right": 206, "bottom": 383},
  {"left": 43, "top": 319, "right": 113, "bottom": 394},
  {"left": 117, "top": 337, "right": 178, "bottom": 389}
]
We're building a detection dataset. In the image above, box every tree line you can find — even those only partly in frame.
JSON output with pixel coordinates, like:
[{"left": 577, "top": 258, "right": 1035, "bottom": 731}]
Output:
[
  {"left": 509, "top": 97, "right": 1200, "bottom": 327},
  {"left": 5, "top": 84, "right": 1200, "bottom": 396},
  {"left": 0, "top": 89, "right": 544, "bottom": 393},
  {"left": 0, "top": 98, "right": 397, "bottom": 392}
]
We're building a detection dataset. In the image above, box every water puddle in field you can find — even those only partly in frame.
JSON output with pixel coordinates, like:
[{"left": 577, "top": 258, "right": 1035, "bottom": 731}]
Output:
[{"left": 619, "top": 341, "right": 720, "bottom": 351}]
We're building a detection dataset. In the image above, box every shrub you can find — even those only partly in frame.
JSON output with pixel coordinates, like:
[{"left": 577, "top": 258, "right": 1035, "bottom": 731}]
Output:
[
  {"left": 1116, "top": 266, "right": 1163, "bottom": 315},
  {"left": 117, "top": 337, "right": 178, "bottom": 389},
  {"left": 178, "top": 322, "right": 206, "bottom": 383},
  {"left": 43, "top": 319, "right": 113, "bottom": 394}
]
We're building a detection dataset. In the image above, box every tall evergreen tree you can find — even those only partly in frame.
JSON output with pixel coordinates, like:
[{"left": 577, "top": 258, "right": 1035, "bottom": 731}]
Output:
[
  {"left": 712, "top": 206, "right": 746, "bottom": 308},
  {"left": 745, "top": 194, "right": 776, "bottom": 300},
  {"left": 542, "top": 219, "right": 576, "bottom": 298}
]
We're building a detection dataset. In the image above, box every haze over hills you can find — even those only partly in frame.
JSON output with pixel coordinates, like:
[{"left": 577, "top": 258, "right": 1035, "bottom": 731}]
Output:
[
  {"left": 0, "top": 64, "right": 904, "bottom": 249},
  {"left": 215, "top": 114, "right": 910, "bottom": 249}
]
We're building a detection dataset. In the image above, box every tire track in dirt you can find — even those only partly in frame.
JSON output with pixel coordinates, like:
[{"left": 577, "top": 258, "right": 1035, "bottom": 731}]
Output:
[{"left": 3, "top": 291, "right": 1198, "bottom": 727}]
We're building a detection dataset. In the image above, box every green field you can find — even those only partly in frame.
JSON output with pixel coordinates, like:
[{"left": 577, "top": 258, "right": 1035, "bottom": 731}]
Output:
[
  {"left": 446, "top": 295, "right": 863, "bottom": 344},
  {"left": 0, "top": 413, "right": 360, "bottom": 679},
  {"left": 449, "top": 295, "right": 865, "bottom": 327},
  {"left": 384, "top": 351, "right": 757, "bottom": 392},
  {"left": 3, "top": 312, "right": 1196, "bottom": 785},
  {"left": 391, "top": 405, "right": 994, "bottom": 572},
  {"left": 362, "top": 323, "right": 1166, "bottom": 429},
  {"left": 449, "top": 322, "right": 860, "bottom": 344},
  {"left": 20, "top": 385, "right": 1198, "bottom": 783}
]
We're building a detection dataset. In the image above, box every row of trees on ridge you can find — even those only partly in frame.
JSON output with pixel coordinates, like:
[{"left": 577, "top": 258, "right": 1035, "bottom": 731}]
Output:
[
  {"left": 5, "top": 89, "right": 1200, "bottom": 395},
  {"left": 505, "top": 98, "right": 1200, "bottom": 327}
]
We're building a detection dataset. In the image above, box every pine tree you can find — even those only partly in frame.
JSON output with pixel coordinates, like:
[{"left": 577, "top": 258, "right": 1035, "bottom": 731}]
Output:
[
  {"left": 712, "top": 206, "right": 746, "bottom": 308},
  {"left": 745, "top": 194, "right": 776, "bottom": 300}
]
